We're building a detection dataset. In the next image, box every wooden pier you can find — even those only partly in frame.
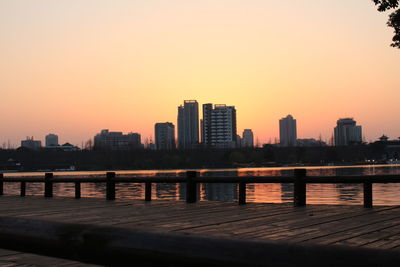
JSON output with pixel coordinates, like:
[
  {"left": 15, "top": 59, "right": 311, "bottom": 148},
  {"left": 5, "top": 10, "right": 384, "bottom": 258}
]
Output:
[
  {"left": 2, "top": 170, "right": 400, "bottom": 266},
  {"left": 2, "top": 196, "right": 400, "bottom": 266}
]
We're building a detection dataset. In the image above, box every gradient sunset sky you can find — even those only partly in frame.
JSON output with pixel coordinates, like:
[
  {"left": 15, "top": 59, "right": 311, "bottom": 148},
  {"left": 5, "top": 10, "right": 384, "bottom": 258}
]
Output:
[{"left": 1, "top": 0, "right": 399, "bottom": 147}]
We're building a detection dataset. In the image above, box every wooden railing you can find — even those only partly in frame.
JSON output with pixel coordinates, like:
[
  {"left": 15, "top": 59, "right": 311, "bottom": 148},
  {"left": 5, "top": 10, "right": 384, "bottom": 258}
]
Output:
[{"left": 1, "top": 169, "right": 400, "bottom": 208}]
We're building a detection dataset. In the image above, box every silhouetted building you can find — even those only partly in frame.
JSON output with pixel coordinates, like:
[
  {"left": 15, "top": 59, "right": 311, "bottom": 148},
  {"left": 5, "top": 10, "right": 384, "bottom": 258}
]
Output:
[
  {"left": 177, "top": 100, "right": 199, "bottom": 149},
  {"left": 177, "top": 105, "right": 185, "bottom": 148},
  {"left": 45, "top": 134, "right": 59, "bottom": 147},
  {"left": 60, "top": 143, "right": 79, "bottom": 151},
  {"left": 379, "top": 135, "right": 389, "bottom": 142},
  {"left": 200, "top": 119, "right": 204, "bottom": 143},
  {"left": 155, "top": 122, "right": 175, "bottom": 150},
  {"left": 296, "top": 138, "right": 327, "bottom": 147},
  {"left": 236, "top": 135, "right": 242, "bottom": 148},
  {"left": 94, "top": 130, "right": 142, "bottom": 150},
  {"left": 242, "top": 129, "right": 254, "bottom": 148},
  {"left": 371, "top": 135, "right": 400, "bottom": 161},
  {"left": 202, "top": 104, "right": 237, "bottom": 148},
  {"left": 334, "top": 118, "right": 362, "bottom": 146},
  {"left": 21, "top": 137, "right": 41, "bottom": 150},
  {"left": 279, "top": 115, "right": 297, "bottom": 147},
  {"left": 202, "top": 103, "right": 212, "bottom": 147}
]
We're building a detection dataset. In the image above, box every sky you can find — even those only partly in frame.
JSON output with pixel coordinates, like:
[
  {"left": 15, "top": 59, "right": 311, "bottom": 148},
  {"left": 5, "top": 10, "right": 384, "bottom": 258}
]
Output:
[{"left": 1, "top": 0, "right": 399, "bottom": 147}]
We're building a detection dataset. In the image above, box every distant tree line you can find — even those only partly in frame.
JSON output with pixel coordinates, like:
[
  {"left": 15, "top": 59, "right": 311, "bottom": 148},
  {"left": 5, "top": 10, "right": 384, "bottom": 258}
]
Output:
[{"left": 0, "top": 142, "right": 397, "bottom": 171}]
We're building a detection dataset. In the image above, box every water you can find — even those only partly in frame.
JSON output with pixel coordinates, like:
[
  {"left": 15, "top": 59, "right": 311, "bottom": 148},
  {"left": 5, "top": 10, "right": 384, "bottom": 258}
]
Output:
[{"left": 3, "top": 164, "right": 400, "bottom": 205}]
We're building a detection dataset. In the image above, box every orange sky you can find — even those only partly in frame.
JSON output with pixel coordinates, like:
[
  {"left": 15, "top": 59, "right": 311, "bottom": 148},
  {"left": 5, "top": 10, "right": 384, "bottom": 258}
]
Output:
[{"left": 1, "top": 1, "right": 399, "bottom": 147}]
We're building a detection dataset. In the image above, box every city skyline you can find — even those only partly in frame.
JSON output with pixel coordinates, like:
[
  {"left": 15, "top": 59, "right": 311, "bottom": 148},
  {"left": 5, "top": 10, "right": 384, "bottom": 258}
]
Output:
[
  {"left": 13, "top": 108, "right": 400, "bottom": 150},
  {"left": 1, "top": 1, "right": 400, "bottom": 146},
  {"left": 5, "top": 106, "right": 396, "bottom": 148},
  {"left": 5, "top": 97, "right": 400, "bottom": 148}
]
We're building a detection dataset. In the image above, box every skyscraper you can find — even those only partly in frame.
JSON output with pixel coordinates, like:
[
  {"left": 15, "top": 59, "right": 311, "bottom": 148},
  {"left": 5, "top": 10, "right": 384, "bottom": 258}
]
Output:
[
  {"left": 45, "top": 133, "right": 59, "bottom": 147},
  {"left": 242, "top": 129, "right": 254, "bottom": 148},
  {"left": 202, "top": 104, "right": 237, "bottom": 148},
  {"left": 279, "top": 115, "right": 297, "bottom": 147},
  {"left": 334, "top": 118, "right": 362, "bottom": 146},
  {"left": 155, "top": 122, "right": 175, "bottom": 150},
  {"left": 202, "top": 103, "right": 213, "bottom": 147},
  {"left": 177, "top": 105, "right": 185, "bottom": 149},
  {"left": 177, "top": 100, "right": 199, "bottom": 149}
]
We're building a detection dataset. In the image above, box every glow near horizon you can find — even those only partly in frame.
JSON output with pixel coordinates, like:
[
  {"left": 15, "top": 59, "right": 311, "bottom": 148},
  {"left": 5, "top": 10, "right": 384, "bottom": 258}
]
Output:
[{"left": 0, "top": 0, "right": 399, "bottom": 147}]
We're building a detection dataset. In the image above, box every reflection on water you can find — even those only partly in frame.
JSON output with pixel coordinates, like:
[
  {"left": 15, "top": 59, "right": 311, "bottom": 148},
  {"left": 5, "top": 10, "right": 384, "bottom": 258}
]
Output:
[{"left": 3, "top": 165, "right": 400, "bottom": 205}]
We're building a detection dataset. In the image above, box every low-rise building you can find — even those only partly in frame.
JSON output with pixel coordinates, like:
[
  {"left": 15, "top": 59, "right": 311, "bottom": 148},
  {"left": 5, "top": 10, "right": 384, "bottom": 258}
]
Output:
[
  {"left": 155, "top": 122, "right": 176, "bottom": 150},
  {"left": 45, "top": 134, "right": 59, "bottom": 147},
  {"left": 242, "top": 129, "right": 254, "bottom": 148},
  {"left": 21, "top": 137, "right": 41, "bottom": 150},
  {"left": 94, "top": 130, "right": 142, "bottom": 150}
]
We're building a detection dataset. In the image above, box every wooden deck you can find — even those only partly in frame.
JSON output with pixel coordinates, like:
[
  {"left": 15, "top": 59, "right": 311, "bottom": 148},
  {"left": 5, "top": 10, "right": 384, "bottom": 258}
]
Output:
[{"left": 2, "top": 196, "right": 400, "bottom": 265}]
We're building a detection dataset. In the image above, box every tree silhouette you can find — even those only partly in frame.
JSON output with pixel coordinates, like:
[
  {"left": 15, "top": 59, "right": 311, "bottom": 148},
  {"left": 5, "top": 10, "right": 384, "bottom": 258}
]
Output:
[{"left": 373, "top": 0, "right": 400, "bottom": 48}]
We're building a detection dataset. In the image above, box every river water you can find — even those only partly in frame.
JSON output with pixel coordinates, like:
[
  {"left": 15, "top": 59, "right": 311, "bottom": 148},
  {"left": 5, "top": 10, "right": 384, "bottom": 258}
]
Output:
[{"left": 3, "top": 164, "right": 400, "bottom": 205}]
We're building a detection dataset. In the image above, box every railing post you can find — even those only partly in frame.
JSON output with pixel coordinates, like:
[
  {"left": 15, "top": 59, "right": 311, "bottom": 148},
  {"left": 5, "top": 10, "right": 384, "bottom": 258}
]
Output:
[
  {"left": 145, "top": 182, "right": 152, "bottom": 201},
  {"left": 106, "top": 172, "right": 116, "bottom": 200},
  {"left": 186, "top": 171, "right": 197, "bottom": 203},
  {"left": 294, "top": 169, "right": 307, "bottom": 207},
  {"left": 44, "top": 173, "right": 53, "bottom": 198},
  {"left": 364, "top": 182, "right": 373, "bottom": 208},
  {"left": 75, "top": 182, "right": 81, "bottom": 199},
  {"left": 0, "top": 173, "right": 3, "bottom": 195},
  {"left": 239, "top": 182, "right": 246, "bottom": 205},
  {"left": 20, "top": 182, "right": 26, "bottom": 197}
]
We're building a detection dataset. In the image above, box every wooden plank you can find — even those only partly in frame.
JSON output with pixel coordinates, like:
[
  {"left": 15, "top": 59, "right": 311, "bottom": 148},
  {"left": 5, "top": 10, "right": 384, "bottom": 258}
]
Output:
[
  {"left": 0, "top": 250, "right": 99, "bottom": 266},
  {"left": 36, "top": 202, "right": 287, "bottom": 230},
  {"left": 239, "top": 206, "right": 395, "bottom": 240},
  {"left": 367, "top": 236, "right": 400, "bottom": 250},
  {"left": 194, "top": 206, "right": 387, "bottom": 240},
  {"left": 113, "top": 204, "right": 294, "bottom": 230},
  {"left": 176, "top": 205, "right": 360, "bottom": 237},
  {"left": 0, "top": 197, "right": 244, "bottom": 228},
  {"left": 306, "top": 215, "right": 400, "bottom": 246},
  {"left": 2, "top": 195, "right": 400, "bottom": 253},
  {"left": 172, "top": 206, "right": 340, "bottom": 237},
  {"left": 14, "top": 200, "right": 249, "bottom": 222},
  {"left": 335, "top": 224, "right": 400, "bottom": 248},
  {"left": 273, "top": 207, "right": 400, "bottom": 243}
]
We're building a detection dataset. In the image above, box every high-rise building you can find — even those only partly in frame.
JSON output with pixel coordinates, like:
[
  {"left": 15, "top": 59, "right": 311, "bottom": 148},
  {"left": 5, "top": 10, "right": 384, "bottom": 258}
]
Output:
[
  {"left": 94, "top": 130, "right": 142, "bottom": 150},
  {"left": 279, "top": 115, "right": 297, "bottom": 147},
  {"left": 334, "top": 118, "right": 362, "bottom": 146},
  {"left": 202, "top": 103, "right": 213, "bottom": 147},
  {"left": 242, "top": 129, "right": 254, "bottom": 148},
  {"left": 21, "top": 137, "right": 41, "bottom": 150},
  {"left": 177, "top": 105, "right": 185, "bottom": 149},
  {"left": 177, "top": 100, "right": 199, "bottom": 149},
  {"left": 236, "top": 135, "right": 242, "bottom": 148},
  {"left": 45, "top": 134, "right": 59, "bottom": 147},
  {"left": 155, "top": 122, "right": 175, "bottom": 150},
  {"left": 202, "top": 104, "right": 237, "bottom": 148}
]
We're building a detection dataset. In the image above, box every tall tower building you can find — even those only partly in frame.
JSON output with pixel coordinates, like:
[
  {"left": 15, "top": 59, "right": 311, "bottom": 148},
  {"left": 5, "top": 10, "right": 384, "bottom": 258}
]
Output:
[
  {"left": 334, "top": 118, "right": 362, "bottom": 146},
  {"left": 177, "top": 105, "right": 185, "bottom": 149},
  {"left": 242, "top": 129, "right": 254, "bottom": 148},
  {"left": 279, "top": 115, "right": 297, "bottom": 147},
  {"left": 177, "top": 100, "right": 199, "bottom": 149},
  {"left": 155, "top": 122, "right": 175, "bottom": 150},
  {"left": 202, "top": 104, "right": 237, "bottom": 148},
  {"left": 202, "top": 103, "right": 213, "bottom": 147},
  {"left": 45, "top": 134, "right": 59, "bottom": 147}
]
